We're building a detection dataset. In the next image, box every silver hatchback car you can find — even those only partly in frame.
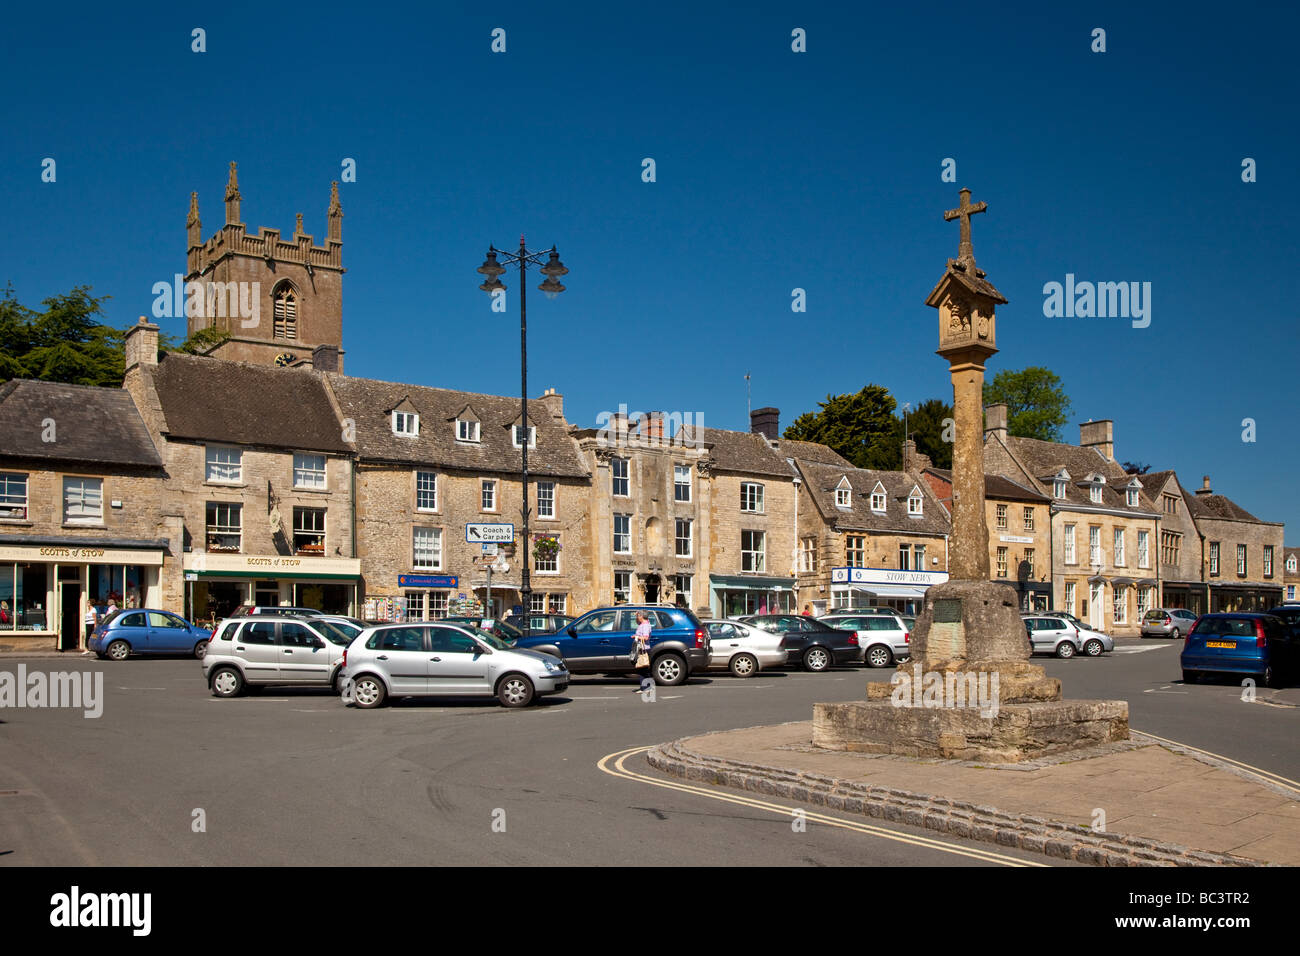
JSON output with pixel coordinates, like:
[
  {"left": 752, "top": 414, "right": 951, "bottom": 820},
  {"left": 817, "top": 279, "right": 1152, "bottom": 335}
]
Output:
[
  {"left": 341, "top": 622, "right": 569, "bottom": 708},
  {"left": 820, "top": 613, "right": 911, "bottom": 668}
]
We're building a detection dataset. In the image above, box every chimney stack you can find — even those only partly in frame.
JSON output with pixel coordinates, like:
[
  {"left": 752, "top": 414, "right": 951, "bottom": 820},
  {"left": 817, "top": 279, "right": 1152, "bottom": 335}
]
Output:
[
  {"left": 124, "top": 316, "right": 160, "bottom": 371},
  {"left": 1079, "top": 419, "right": 1115, "bottom": 462},
  {"left": 751, "top": 406, "right": 779, "bottom": 441},
  {"left": 639, "top": 411, "right": 665, "bottom": 441},
  {"left": 984, "top": 403, "right": 1008, "bottom": 442},
  {"left": 1196, "top": 475, "right": 1213, "bottom": 496},
  {"left": 539, "top": 387, "right": 565, "bottom": 422},
  {"left": 311, "top": 344, "right": 340, "bottom": 372}
]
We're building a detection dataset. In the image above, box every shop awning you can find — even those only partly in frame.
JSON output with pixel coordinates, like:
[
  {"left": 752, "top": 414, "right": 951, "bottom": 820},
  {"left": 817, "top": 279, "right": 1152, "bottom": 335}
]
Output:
[{"left": 846, "top": 584, "right": 927, "bottom": 599}]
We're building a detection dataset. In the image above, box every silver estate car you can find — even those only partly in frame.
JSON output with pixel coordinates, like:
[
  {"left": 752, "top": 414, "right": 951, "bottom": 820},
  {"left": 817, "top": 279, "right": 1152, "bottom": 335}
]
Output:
[
  {"left": 204, "top": 615, "right": 356, "bottom": 697},
  {"left": 1023, "top": 615, "right": 1114, "bottom": 658},
  {"left": 703, "top": 619, "right": 787, "bottom": 677},
  {"left": 341, "top": 622, "right": 569, "bottom": 708}
]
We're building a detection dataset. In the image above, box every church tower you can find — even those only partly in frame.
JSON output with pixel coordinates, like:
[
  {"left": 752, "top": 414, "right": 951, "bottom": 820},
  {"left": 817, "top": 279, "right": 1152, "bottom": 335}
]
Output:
[{"left": 185, "top": 163, "right": 344, "bottom": 369}]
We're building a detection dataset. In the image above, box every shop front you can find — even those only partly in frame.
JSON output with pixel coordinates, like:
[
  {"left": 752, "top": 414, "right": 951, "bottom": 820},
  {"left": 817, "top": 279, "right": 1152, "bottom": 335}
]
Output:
[
  {"left": 709, "top": 574, "right": 796, "bottom": 618},
  {"left": 0, "top": 538, "right": 168, "bottom": 650},
  {"left": 1159, "top": 581, "right": 1205, "bottom": 614},
  {"left": 1013, "top": 581, "right": 1053, "bottom": 612},
  {"left": 830, "top": 567, "right": 949, "bottom": 615},
  {"left": 183, "top": 552, "right": 361, "bottom": 624},
  {"left": 1209, "top": 583, "right": 1283, "bottom": 614}
]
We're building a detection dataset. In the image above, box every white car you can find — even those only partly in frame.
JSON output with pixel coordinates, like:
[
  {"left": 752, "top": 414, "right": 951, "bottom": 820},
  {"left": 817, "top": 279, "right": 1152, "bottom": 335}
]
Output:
[
  {"left": 819, "top": 612, "right": 911, "bottom": 668},
  {"left": 703, "top": 619, "right": 787, "bottom": 677},
  {"left": 1023, "top": 615, "right": 1113, "bottom": 658}
]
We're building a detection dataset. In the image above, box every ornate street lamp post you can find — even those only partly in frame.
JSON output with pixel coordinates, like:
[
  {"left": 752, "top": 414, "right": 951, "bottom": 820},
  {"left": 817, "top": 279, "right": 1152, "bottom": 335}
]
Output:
[{"left": 477, "top": 237, "right": 568, "bottom": 639}]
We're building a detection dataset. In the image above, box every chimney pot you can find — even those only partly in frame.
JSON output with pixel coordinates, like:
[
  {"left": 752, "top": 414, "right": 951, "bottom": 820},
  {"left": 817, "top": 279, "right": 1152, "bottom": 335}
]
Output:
[{"left": 750, "top": 406, "right": 779, "bottom": 440}]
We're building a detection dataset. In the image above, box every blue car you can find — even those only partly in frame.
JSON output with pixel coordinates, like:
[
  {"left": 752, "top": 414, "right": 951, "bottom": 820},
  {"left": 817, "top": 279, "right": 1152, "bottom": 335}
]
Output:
[
  {"left": 513, "top": 605, "right": 710, "bottom": 685},
  {"left": 1180, "top": 613, "right": 1297, "bottom": 687},
  {"left": 89, "top": 609, "right": 215, "bottom": 661}
]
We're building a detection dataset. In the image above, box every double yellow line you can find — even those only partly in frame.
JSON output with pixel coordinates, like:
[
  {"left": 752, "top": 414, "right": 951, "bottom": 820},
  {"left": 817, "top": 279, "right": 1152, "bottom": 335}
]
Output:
[
  {"left": 1135, "top": 730, "right": 1300, "bottom": 796},
  {"left": 597, "top": 746, "right": 1047, "bottom": 867}
]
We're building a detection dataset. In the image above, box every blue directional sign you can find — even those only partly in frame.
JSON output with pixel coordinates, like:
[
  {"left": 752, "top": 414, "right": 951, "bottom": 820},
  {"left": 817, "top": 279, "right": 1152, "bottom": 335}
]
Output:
[{"left": 398, "top": 575, "right": 458, "bottom": 588}]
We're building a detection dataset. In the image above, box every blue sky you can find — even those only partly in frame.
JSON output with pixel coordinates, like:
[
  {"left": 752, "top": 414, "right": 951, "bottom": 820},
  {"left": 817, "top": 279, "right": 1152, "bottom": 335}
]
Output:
[{"left": 2, "top": 2, "right": 1296, "bottom": 532}]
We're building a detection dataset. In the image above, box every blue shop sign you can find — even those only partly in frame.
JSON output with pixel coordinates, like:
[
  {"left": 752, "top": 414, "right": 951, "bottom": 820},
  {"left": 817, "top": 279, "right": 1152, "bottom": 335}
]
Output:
[{"left": 398, "top": 574, "right": 459, "bottom": 589}]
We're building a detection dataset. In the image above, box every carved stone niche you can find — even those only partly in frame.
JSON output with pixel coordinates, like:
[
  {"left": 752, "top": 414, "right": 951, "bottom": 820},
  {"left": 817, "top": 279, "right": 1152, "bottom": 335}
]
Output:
[{"left": 939, "top": 292, "right": 995, "bottom": 351}]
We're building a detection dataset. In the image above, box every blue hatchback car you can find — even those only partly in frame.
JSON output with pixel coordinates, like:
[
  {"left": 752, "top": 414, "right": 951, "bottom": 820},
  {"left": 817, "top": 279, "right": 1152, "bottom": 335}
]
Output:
[
  {"left": 89, "top": 609, "right": 215, "bottom": 661},
  {"left": 1180, "top": 613, "right": 1297, "bottom": 687}
]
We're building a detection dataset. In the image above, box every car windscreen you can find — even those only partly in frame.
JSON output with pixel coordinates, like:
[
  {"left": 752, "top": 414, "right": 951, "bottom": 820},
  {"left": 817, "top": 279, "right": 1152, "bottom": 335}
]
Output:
[{"left": 473, "top": 630, "right": 513, "bottom": 651}]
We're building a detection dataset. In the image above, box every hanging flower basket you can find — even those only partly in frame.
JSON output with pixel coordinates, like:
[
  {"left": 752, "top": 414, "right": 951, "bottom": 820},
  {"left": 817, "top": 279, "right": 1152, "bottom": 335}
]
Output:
[{"left": 532, "top": 535, "right": 561, "bottom": 563}]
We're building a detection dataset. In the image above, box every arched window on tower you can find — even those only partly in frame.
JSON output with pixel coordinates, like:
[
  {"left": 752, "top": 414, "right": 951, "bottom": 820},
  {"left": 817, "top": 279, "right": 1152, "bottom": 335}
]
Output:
[{"left": 273, "top": 285, "right": 298, "bottom": 339}]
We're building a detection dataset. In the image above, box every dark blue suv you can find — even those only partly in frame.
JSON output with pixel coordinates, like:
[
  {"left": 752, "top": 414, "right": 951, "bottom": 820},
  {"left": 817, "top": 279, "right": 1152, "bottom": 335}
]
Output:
[{"left": 513, "top": 605, "right": 710, "bottom": 685}]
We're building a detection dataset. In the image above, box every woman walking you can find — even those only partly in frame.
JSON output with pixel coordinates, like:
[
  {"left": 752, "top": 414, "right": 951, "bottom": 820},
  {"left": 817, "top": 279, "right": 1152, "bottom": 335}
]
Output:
[{"left": 632, "top": 610, "right": 653, "bottom": 688}]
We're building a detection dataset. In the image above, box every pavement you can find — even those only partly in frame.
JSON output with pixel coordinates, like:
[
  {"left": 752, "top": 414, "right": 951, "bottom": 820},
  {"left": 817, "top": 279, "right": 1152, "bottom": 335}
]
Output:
[{"left": 648, "top": 720, "right": 1300, "bottom": 866}]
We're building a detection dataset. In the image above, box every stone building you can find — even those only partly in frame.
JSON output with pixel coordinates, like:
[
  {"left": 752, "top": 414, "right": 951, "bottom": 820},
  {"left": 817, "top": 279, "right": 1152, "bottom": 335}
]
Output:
[
  {"left": 1283, "top": 546, "right": 1300, "bottom": 603},
  {"left": 327, "top": 377, "right": 592, "bottom": 620},
  {"left": 123, "top": 323, "right": 360, "bottom": 622},
  {"left": 184, "top": 163, "right": 345, "bottom": 370},
  {"left": 982, "top": 406, "right": 1159, "bottom": 636},
  {"left": 570, "top": 411, "right": 709, "bottom": 613},
  {"left": 1140, "top": 470, "right": 1207, "bottom": 613},
  {"left": 921, "top": 466, "right": 1052, "bottom": 611},
  {"left": 1184, "top": 476, "right": 1284, "bottom": 612},
  {"left": 793, "top": 457, "right": 950, "bottom": 616},
  {"left": 0, "top": 378, "right": 172, "bottom": 650}
]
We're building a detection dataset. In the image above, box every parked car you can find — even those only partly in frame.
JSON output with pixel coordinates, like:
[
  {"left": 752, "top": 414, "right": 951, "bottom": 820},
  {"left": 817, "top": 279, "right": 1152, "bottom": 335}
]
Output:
[
  {"left": 203, "top": 615, "right": 351, "bottom": 697},
  {"left": 738, "top": 614, "right": 860, "bottom": 671},
  {"left": 504, "top": 613, "right": 576, "bottom": 636},
  {"left": 514, "top": 605, "right": 709, "bottom": 685},
  {"left": 702, "top": 619, "right": 787, "bottom": 677},
  {"left": 820, "top": 612, "right": 911, "bottom": 668},
  {"left": 818, "top": 606, "right": 892, "bottom": 617},
  {"left": 89, "top": 609, "right": 214, "bottom": 661},
  {"left": 1265, "top": 605, "right": 1300, "bottom": 634},
  {"left": 231, "top": 605, "right": 325, "bottom": 618},
  {"left": 1040, "top": 610, "right": 1113, "bottom": 646},
  {"left": 443, "top": 616, "right": 524, "bottom": 643},
  {"left": 1023, "top": 615, "right": 1112, "bottom": 658},
  {"left": 314, "top": 615, "right": 369, "bottom": 641},
  {"left": 341, "top": 622, "right": 569, "bottom": 708},
  {"left": 1181, "top": 613, "right": 1297, "bottom": 687},
  {"left": 1141, "top": 607, "right": 1199, "bottom": 640}
]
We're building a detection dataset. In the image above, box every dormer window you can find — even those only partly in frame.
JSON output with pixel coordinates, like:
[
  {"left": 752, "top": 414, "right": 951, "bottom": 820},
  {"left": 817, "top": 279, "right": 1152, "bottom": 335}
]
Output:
[
  {"left": 1089, "top": 484, "right": 1103, "bottom": 503},
  {"left": 1125, "top": 478, "right": 1142, "bottom": 509},
  {"left": 1126, "top": 489, "right": 1139, "bottom": 507},
  {"left": 835, "top": 477, "right": 852, "bottom": 509},
  {"left": 1053, "top": 479, "right": 1066, "bottom": 499},
  {"left": 393, "top": 411, "right": 419, "bottom": 437},
  {"left": 869, "top": 481, "right": 887, "bottom": 513},
  {"left": 907, "top": 487, "right": 923, "bottom": 516},
  {"left": 1288, "top": 555, "right": 1297, "bottom": 573},
  {"left": 456, "top": 419, "right": 481, "bottom": 443},
  {"left": 512, "top": 425, "right": 537, "bottom": 449}
]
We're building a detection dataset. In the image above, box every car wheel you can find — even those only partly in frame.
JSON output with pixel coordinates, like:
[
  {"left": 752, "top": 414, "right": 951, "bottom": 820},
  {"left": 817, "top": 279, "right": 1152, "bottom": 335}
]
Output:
[
  {"left": 497, "top": 674, "right": 535, "bottom": 707},
  {"left": 1082, "top": 639, "right": 1104, "bottom": 657},
  {"left": 1182, "top": 669, "right": 1199, "bottom": 684},
  {"left": 653, "top": 653, "right": 687, "bottom": 686},
  {"left": 865, "top": 645, "right": 893, "bottom": 668},
  {"left": 729, "top": 653, "right": 758, "bottom": 678},
  {"left": 1170, "top": 628, "right": 1180, "bottom": 641},
  {"left": 210, "top": 666, "right": 244, "bottom": 698},
  {"left": 1055, "top": 641, "right": 1077, "bottom": 659},
  {"left": 193, "top": 640, "right": 209, "bottom": 660},
  {"left": 105, "top": 640, "right": 130, "bottom": 661},
  {"left": 803, "top": 646, "right": 831, "bottom": 672},
  {"left": 351, "top": 674, "right": 386, "bottom": 709}
]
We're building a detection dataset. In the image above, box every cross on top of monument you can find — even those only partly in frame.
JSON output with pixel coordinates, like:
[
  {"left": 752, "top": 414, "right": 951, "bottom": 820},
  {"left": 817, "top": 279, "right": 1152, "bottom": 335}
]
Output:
[{"left": 944, "top": 187, "right": 987, "bottom": 270}]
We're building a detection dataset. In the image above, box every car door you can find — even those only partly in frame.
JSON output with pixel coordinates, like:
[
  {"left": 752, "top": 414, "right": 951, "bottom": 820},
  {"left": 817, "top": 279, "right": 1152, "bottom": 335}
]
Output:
[
  {"left": 112, "top": 611, "right": 151, "bottom": 652},
  {"left": 374, "top": 626, "right": 431, "bottom": 695},
  {"left": 278, "top": 620, "right": 333, "bottom": 684},
  {"left": 427, "top": 625, "right": 494, "bottom": 694},
  {"left": 567, "top": 609, "right": 623, "bottom": 670},
  {"left": 146, "top": 611, "right": 191, "bottom": 653},
  {"left": 707, "top": 622, "right": 739, "bottom": 666},
  {"left": 235, "top": 619, "right": 282, "bottom": 682}
]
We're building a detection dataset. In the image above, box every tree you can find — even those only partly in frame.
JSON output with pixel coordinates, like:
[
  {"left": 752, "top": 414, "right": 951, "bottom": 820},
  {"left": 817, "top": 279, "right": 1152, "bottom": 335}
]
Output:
[
  {"left": 1122, "top": 461, "right": 1151, "bottom": 475},
  {"left": 0, "top": 285, "right": 124, "bottom": 387},
  {"left": 898, "top": 398, "right": 954, "bottom": 470},
  {"left": 159, "top": 324, "right": 232, "bottom": 355},
  {"left": 983, "top": 367, "right": 1072, "bottom": 442},
  {"left": 784, "top": 385, "right": 899, "bottom": 469}
]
